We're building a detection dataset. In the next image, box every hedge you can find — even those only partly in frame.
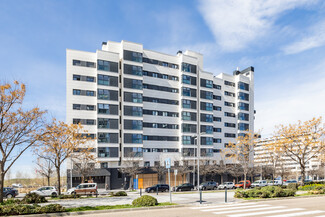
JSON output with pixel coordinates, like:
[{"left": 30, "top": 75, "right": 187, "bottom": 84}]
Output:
[
  {"left": 110, "top": 191, "right": 127, "bottom": 197},
  {"left": 298, "top": 184, "right": 325, "bottom": 191},
  {"left": 0, "top": 204, "right": 65, "bottom": 216},
  {"left": 235, "top": 186, "right": 296, "bottom": 199},
  {"left": 132, "top": 195, "right": 158, "bottom": 207}
]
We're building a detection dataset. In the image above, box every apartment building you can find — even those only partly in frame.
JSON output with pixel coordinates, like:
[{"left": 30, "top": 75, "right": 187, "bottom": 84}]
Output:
[
  {"left": 254, "top": 138, "right": 322, "bottom": 180},
  {"left": 66, "top": 40, "right": 254, "bottom": 189}
]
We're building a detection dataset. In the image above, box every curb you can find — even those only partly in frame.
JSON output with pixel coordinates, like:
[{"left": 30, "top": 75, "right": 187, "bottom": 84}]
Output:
[{"left": 11, "top": 205, "right": 187, "bottom": 217}]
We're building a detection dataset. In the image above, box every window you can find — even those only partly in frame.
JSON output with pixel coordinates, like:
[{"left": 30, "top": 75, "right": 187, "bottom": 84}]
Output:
[
  {"left": 144, "top": 161, "right": 150, "bottom": 167},
  {"left": 225, "top": 112, "right": 236, "bottom": 117},
  {"left": 213, "top": 138, "right": 222, "bottom": 143},
  {"left": 201, "top": 137, "right": 213, "bottom": 145},
  {"left": 238, "top": 92, "right": 249, "bottom": 101},
  {"left": 98, "top": 147, "right": 119, "bottom": 158},
  {"left": 238, "top": 112, "right": 249, "bottom": 121},
  {"left": 124, "top": 106, "right": 143, "bottom": 116},
  {"left": 97, "top": 60, "right": 117, "bottom": 72},
  {"left": 98, "top": 74, "right": 117, "bottom": 86},
  {"left": 124, "top": 133, "right": 143, "bottom": 144},
  {"left": 214, "top": 84, "right": 221, "bottom": 89},
  {"left": 182, "top": 87, "right": 196, "bottom": 97},
  {"left": 144, "top": 83, "right": 178, "bottom": 93},
  {"left": 182, "top": 136, "right": 194, "bottom": 145},
  {"left": 201, "top": 114, "right": 213, "bottom": 122},
  {"left": 124, "top": 64, "right": 143, "bottom": 76},
  {"left": 73, "top": 75, "right": 81, "bottom": 81},
  {"left": 238, "top": 123, "right": 249, "bottom": 131},
  {"left": 238, "top": 102, "right": 249, "bottom": 111},
  {"left": 238, "top": 82, "right": 249, "bottom": 91},
  {"left": 124, "top": 78, "right": 142, "bottom": 90},
  {"left": 73, "top": 104, "right": 81, "bottom": 110},
  {"left": 201, "top": 90, "right": 213, "bottom": 100},
  {"left": 86, "top": 90, "right": 95, "bottom": 96},
  {"left": 225, "top": 91, "right": 235, "bottom": 97},
  {"left": 225, "top": 101, "right": 235, "bottom": 107},
  {"left": 225, "top": 122, "right": 236, "bottom": 128},
  {"left": 182, "top": 111, "right": 191, "bottom": 121},
  {"left": 182, "top": 75, "right": 196, "bottom": 85},
  {"left": 214, "top": 128, "right": 222, "bottom": 132},
  {"left": 182, "top": 100, "right": 191, "bottom": 109},
  {"left": 214, "top": 106, "right": 222, "bottom": 111},
  {"left": 201, "top": 79, "right": 213, "bottom": 88},
  {"left": 143, "top": 135, "right": 179, "bottom": 141},
  {"left": 98, "top": 133, "right": 118, "bottom": 143},
  {"left": 124, "top": 147, "right": 143, "bottom": 157},
  {"left": 143, "top": 123, "right": 179, "bottom": 129},
  {"left": 73, "top": 89, "right": 81, "bottom": 95},
  {"left": 98, "top": 103, "right": 109, "bottom": 114},
  {"left": 97, "top": 89, "right": 109, "bottom": 100},
  {"left": 181, "top": 63, "right": 196, "bottom": 73},
  {"left": 200, "top": 148, "right": 213, "bottom": 157},
  {"left": 201, "top": 125, "right": 213, "bottom": 134},
  {"left": 143, "top": 97, "right": 178, "bottom": 105},
  {"left": 201, "top": 102, "right": 213, "bottom": 111},
  {"left": 124, "top": 120, "right": 143, "bottom": 130},
  {"left": 182, "top": 124, "right": 197, "bottom": 133},
  {"left": 124, "top": 50, "right": 142, "bottom": 62},
  {"left": 213, "top": 116, "right": 221, "bottom": 122},
  {"left": 143, "top": 110, "right": 178, "bottom": 117},
  {"left": 73, "top": 59, "right": 95, "bottom": 68},
  {"left": 224, "top": 80, "right": 235, "bottom": 87},
  {"left": 225, "top": 133, "right": 236, "bottom": 138}
]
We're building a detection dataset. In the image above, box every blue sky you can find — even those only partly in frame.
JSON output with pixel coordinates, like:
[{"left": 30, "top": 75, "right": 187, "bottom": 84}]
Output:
[{"left": 1, "top": 0, "right": 325, "bottom": 177}]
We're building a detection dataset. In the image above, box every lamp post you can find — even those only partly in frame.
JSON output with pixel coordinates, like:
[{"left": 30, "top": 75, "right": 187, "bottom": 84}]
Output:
[{"left": 193, "top": 132, "right": 206, "bottom": 191}]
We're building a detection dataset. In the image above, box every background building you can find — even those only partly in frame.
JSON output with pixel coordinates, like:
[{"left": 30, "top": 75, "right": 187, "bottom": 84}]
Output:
[{"left": 66, "top": 40, "right": 255, "bottom": 189}]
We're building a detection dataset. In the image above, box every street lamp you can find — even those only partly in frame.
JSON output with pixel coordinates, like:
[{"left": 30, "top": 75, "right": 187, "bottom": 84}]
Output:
[{"left": 193, "top": 132, "right": 206, "bottom": 190}]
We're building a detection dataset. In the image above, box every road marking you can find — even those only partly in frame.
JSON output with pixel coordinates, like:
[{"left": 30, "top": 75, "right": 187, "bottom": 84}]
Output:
[
  {"left": 212, "top": 206, "right": 285, "bottom": 215},
  {"left": 266, "top": 210, "right": 325, "bottom": 217},
  {"left": 201, "top": 204, "right": 270, "bottom": 212},
  {"left": 191, "top": 203, "right": 258, "bottom": 209},
  {"left": 228, "top": 208, "right": 305, "bottom": 217}
]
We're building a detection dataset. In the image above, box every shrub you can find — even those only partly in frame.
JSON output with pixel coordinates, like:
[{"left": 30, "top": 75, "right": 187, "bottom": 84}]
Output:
[
  {"left": 22, "top": 192, "right": 48, "bottom": 204},
  {"left": 298, "top": 184, "right": 325, "bottom": 191},
  {"left": 0, "top": 204, "right": 65, "bottom": 215},
  {"left": 110, "top": 191, "right": 128, "bottom": 197},
  {"left": 234, "top": 186, "right": 296, "bottom": 199},
  {"left": 132, "top": 195, "right": 158, "bottom": 207},
  {"left": 57, "top": 194, "right": 81, "bottom": 199},
  {"left": 287, "top": 183, "right": 298, "bottom": 190}
]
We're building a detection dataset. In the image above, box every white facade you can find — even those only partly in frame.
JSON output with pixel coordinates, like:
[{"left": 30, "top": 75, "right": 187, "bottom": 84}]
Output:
[
  {"left": 66, "top": 40, "right": 255, "bottom": 170},
  {"left": 254, "top": 138, "right": 322, "bottom": 179}
]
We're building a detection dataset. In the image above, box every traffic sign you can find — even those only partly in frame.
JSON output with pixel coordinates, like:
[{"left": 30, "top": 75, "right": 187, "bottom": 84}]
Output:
[{"left": 165, "top": 158, "right": 171, "bottom": 169}]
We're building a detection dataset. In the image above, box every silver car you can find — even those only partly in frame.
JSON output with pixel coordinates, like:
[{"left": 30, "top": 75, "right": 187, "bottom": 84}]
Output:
[
  {"left": 218, "top": 182, "right": 235, "bottom": 189},
  {"left": 199, "top": 181, "right": 218, "bottom": 190}
]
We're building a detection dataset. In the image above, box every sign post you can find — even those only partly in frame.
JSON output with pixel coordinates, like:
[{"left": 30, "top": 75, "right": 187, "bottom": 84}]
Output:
[
  {"left": 165, "top": 158, "right": 172, "bottom": 203},
  {"left": 174, "top": 169, "right": 178, "bottom": 192}
]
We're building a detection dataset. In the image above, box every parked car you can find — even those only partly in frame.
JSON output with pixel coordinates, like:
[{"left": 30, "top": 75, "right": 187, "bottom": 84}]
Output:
[
  {"left": 218, "top": 182, "right": 235, "bottom": 189},
  {"left": 267, "top": 180, "right": 283, "bottom": 186},
  {"left": 68, "top": 183, "right": 98, "bottom": 195},
  {"left": 3, "top": 187, "right": 18, "bottom": 198},
  {"left": 199, "top": 181, "right": 218, "bottom": 190},
  {"left": 235, "top": 180, "right": 251, "bottom": 188},
  {"left": 174, "top": 183, "right": 194, "bottom": 192},
  {"left": 251, "top": 180, "right": 268, "bottom": 188},
  {"left": 12, "top": 183, "right": 23, "bottom": 188},
  {"left": 30, "top": 186, "right": 58, "bottom": 197},
  {"left": 145, "top": 184, "right": 169, "bottom": 193},
  {"left": 284, "top": 180, "right": 297, "bottom": 186}
]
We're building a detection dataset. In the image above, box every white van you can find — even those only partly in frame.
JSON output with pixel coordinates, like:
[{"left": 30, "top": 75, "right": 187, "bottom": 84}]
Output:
[{"left": 251, "top": 180, "right": 267, "bottom": 188}]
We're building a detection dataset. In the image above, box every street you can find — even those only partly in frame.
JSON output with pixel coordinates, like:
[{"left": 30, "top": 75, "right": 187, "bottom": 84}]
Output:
[{"left": 76, "top": 196, "right": 325, "bottom": 217}]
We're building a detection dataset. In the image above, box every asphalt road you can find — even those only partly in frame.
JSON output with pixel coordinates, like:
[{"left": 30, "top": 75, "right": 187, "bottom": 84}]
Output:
[{"left": 77, "top": 196, "right": 325, "bottom": 217}]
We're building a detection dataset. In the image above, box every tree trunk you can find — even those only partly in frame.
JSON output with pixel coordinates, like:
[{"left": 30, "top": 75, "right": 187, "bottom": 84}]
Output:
[
  {"left": 203, "top": 174, "right": 206, "bottom": 182},
  {"left": 301, "top": 166, "right": 306, "bottom": 186},
  {"left": 244, "top": 173, "right": 247, "bottom": 189},
  {"left": 47, "top": 176, "right": 50, "bottom": 186},
  {"left": 0, "top": 165, "right": 5, "bottom": 203},
  {"left": 56, "top": 166, "right": 61, "bottom": 195},
  {"left": 129, "top": 176, "right": 133, "bottom": 190},
  {"left": 220, "top": 174, "right": 224, "bottom": 184}
]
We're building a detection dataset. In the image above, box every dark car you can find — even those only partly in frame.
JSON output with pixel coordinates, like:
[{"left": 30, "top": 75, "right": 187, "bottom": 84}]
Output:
[
  {"left": 199, "top": 181, "right": 218, "bottom": 190},
  {"left": 174, "top": 183, "right": 194, "bottom": 192},
  {"left": 145, "top": 184, "right": 169, "bottom": 193},
  {"left": 4, "top": 187, "right": 18, "bottom": 198}
]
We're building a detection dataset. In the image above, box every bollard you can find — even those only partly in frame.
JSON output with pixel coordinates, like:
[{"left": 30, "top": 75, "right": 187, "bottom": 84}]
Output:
[
  {"left": 156, "top": 186, "right": 158, "bottom": 195},
  {"left": 225, "top": 187, "right": 227, "bottom": 203},
  {"left": 140, "top": 188, "right": 142, "bottom": 196},
  {"left": 200, "top": 189, "right": 202, "bottom": 204}
]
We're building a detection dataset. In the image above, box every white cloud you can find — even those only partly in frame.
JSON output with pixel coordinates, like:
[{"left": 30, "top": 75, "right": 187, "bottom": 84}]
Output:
[
  {"left": 255, "top": 62, "right": 325, "bottom": 137},
  {"left": 283, "top": 20, "right": 325, "bottom": 54},
  {"left": 198, "top": 0, "right": 315, "bottom": 52}
]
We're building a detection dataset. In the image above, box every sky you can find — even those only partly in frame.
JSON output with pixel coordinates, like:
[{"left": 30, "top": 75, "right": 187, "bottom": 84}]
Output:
[{"left": 1, "top": 0, "right": 325, "bottom": 177}]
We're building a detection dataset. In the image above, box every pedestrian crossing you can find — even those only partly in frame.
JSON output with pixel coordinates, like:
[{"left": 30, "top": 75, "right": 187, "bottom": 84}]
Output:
[{"left": 191, "top": 202, "right": 325, "bottom": 217}]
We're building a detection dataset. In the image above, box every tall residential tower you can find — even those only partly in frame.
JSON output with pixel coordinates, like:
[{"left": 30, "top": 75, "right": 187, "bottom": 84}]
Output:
[{"left": 66, "top": 40, "right": 254, "bottom": 189}]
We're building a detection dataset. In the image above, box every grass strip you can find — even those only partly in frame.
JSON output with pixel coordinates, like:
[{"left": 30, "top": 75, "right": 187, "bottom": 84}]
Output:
[{"left": 65, "top": 202, "right": 177, "bottom": 212}]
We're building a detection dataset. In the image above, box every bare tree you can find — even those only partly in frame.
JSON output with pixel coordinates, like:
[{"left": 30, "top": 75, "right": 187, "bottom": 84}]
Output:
[
  {"left": 173, "top": 160, "right": 191, "bottom": 183},
  {"left": 228, "top": 164, "right": 244, "bottom": 183},
  {"left": 227, "top": 131, "right": 255, "bottom": 188},
  {"left": 71, "top": 150, "right": 96, "bottom": 183},
  {"left": 0, "top": 81, "right": 46, "bottom": 202},
  {"left": 274, "top": 117, "right": 325, "bottom": 185},
  {"left": 119, "top": 152, "right": 141, "bottom": 190},
  {"left": 199, "top": 160, "right": 214, "bottom": 182},
  {"left": 35, "top": 158, "right": 54, "bottom": 186}
]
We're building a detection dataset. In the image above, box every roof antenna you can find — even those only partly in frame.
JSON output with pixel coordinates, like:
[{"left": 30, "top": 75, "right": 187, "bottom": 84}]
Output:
[{"left": 236, "top": 67, "right": 240, "bottom": 71}]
